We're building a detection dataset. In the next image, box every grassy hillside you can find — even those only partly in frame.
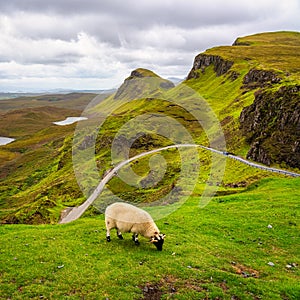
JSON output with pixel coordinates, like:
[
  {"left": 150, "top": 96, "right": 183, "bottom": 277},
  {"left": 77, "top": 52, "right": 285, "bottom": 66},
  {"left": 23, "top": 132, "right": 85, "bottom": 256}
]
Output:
[
  {"left": 0, "top": 121, "right": 81, "bottom": 224},
  {"left": 0, "top": 92, "right": 115, "bottom": 223},
  {"left": 0, "top": 106, "right": 80, "bottom": 138},
  {"left": 185, "top": 31, "right": 300, "bottom": 165},
  {"left": 209, "top": 31, "right": 300, "bottom": 78},
  {"left": 1, "top": 32, "right": 300, "bottom": 224},
  {"left": 1, "top": 177, "right": 299, "bottom": 299},
  {"left": 0, "top": 30, "right": 299, "bottom": 299}
]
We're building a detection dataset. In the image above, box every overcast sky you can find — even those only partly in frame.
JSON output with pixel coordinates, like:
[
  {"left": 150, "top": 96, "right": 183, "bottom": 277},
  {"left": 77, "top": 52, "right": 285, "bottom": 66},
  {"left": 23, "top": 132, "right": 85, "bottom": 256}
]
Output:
[{"left": 0, "top": 0, "right": 299, "bottom": 92}]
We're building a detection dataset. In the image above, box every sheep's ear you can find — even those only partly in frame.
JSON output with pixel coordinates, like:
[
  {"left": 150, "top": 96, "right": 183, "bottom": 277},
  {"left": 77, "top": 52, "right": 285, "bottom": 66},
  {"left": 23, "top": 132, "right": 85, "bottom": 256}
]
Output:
[
  {"left": 150, "top": 237, "right": 158, "bottom": 243},
  {"left": 161, "top": 234, "right": 166, "bottom": 239}
]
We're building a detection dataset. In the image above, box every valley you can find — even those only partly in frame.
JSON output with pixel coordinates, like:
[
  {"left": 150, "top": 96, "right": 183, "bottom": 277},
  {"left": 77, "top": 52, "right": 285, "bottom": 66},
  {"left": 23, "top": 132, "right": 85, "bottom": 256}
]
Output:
[{"left": 0, "top": 31, "right": 299, "bottom": 299}]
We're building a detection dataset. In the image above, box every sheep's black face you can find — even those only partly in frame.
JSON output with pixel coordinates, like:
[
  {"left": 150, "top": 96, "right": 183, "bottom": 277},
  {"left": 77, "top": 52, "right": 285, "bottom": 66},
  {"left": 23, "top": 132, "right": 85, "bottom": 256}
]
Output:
[
  {"left": 151, "top": 234, "right": 165, "bottom": 251},
  {"left": 154, "top": 239, "right": 164, "bottom": 251}
]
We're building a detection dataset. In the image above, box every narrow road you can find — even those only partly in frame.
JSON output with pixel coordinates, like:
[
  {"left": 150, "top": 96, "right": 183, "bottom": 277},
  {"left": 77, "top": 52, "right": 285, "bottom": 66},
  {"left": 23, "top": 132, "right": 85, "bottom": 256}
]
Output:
[{"left": 59, "top": 144, "right": 299, "bottom": 224}]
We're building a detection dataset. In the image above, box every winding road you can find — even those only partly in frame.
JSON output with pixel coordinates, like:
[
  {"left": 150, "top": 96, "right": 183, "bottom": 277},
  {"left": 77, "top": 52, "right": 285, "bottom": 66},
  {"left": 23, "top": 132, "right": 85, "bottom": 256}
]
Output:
[{"left": 59, "top": 144, "right": 299, "bottom": 224}]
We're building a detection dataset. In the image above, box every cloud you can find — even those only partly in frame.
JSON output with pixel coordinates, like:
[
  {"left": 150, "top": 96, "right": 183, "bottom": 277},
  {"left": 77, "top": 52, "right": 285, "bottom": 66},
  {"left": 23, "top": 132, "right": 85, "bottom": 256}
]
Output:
[
  {"left": 0, "top": 0, "right": 299, "bottom": 91},
  {"left": 0, "top": 0, "right": 290, "bottom": 28}
]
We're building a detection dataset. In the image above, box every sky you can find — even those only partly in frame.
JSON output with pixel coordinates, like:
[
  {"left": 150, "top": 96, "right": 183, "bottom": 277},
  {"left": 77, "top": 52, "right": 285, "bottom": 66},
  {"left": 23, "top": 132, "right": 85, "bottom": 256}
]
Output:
[{"left": 0, "top": 0, "right": 299, "bottom": 92}]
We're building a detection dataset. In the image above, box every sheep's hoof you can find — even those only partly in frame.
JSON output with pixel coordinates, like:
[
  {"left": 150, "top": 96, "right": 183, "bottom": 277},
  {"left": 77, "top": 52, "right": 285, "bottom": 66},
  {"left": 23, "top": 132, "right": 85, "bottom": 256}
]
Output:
[
  {"left": 135, "top": 240, "right": 140, "bottom": 246},
  {"left": 117, "top": 234, "right": 124, "bottom": 240},
  {"left": 106, "top": 236, "right": 111, "bottom": 242}
]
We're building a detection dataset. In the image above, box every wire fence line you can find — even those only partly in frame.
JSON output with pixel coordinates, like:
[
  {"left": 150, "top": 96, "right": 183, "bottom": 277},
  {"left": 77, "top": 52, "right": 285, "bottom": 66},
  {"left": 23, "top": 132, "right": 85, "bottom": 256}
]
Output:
[
  {"left": 199, "top": 145, "right": 300, "bottom": 177},
  {"left": 227, "top": 154, "right": 300, "bottom": 177}
]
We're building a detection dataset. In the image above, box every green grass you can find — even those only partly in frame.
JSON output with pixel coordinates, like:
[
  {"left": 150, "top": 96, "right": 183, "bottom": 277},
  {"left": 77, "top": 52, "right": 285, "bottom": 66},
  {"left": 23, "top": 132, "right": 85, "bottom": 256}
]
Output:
[
  {"left": 1, "top": 177, "right": 299, "bottom": 299},
  {"left": 0, "top": 108, "right": 86, "bottom": 223},
  {"left": 1, "top": 30, "right": 299, "bottom": 225},
  {"left": 0, "top": 31, "right": 299, "bottom": 298},
  {"left": 211, "top": 31, "right": 300, "bottom": 80}
]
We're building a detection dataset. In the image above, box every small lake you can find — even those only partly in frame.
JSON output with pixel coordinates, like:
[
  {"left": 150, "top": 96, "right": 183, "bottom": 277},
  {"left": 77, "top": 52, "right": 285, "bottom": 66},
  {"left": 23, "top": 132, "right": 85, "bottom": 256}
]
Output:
[
  {"left": 53, "top": 117, "right": 88, "bottom": 126},
  {"left": 0, "top": 137, "right": 15, "bottom": 146}
]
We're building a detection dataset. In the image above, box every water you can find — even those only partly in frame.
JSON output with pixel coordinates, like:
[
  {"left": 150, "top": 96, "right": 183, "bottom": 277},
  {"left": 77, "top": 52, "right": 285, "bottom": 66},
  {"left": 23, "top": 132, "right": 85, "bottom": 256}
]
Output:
[
  {"left": 53, "top": 117, "right": 88, "bottom": 126},
  {"left": 0, "top": 137, "right": 15, "bottom": 146}
]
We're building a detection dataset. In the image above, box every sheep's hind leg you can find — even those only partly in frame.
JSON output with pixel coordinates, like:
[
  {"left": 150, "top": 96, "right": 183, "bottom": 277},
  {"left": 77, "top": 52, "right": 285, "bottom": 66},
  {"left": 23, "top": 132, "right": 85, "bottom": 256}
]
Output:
[
  {"left": 132, "top": 233, "right": 140, "bottom": 245},
  {"left": 117, "top": 228, "right": 124, "bottom": 240}
]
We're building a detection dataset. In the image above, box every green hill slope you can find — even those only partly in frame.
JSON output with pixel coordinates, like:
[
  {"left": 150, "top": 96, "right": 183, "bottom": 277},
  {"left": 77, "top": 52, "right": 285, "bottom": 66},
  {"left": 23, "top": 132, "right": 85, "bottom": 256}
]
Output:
[
  {"left": 0, "top": 30, "right": 299, "bottom": 299},
  {"left": 185, "top": 31, "right": 300, "bottom": 168},
  {"left": 1, "top": 177, "right": 299, "bottom": 299},
  {"left": 0, "top": 31, "right": 299, "bottom": 224}
]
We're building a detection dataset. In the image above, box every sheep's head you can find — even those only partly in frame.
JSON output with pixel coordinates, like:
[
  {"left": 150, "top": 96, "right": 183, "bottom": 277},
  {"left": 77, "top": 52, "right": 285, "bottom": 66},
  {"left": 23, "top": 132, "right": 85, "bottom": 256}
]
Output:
[{"left": 150, "top": 234, "right": 165, "bottom": 251}]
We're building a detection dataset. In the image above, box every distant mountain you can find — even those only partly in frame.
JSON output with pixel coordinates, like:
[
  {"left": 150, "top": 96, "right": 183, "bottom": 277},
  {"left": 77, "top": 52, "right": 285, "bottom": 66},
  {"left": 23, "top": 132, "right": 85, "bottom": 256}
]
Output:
[
  {"left": 167, "top": 77, "right": 183, "bottom": 85},
  {"left": 0, "top": 89, "right": 116, "bottom": 100},
  {"left": 42, "top": 88, "right": 117, "bottom": 94},
  {"left": 0, "top": 92, "right": 112, "bottom": 113},
  {"left": 113, "top": 68, "right": 174, "bottom": 100},
  {"left": 0, "top": 92, "right": 43, "bottom": 99}
]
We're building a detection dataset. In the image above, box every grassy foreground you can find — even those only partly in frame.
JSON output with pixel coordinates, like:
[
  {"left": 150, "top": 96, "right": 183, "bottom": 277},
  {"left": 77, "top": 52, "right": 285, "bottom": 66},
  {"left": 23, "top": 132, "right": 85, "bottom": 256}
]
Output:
[{"left": 1, "top": 177, "right": 299, "bottom": 299}]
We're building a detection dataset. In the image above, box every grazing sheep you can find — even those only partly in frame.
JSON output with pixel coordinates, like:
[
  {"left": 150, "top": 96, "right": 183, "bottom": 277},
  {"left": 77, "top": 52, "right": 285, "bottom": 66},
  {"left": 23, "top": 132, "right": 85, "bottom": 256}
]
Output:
[{"left": 105, "top": 202, "right": 165, "bottom": 251}]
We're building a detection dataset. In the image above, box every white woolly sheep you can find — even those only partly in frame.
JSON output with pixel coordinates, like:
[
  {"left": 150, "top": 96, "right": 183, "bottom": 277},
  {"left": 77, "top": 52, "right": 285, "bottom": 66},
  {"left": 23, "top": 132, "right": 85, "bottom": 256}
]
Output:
[{"left": 105, "top": 202, "right": 165, "bottom": 251}]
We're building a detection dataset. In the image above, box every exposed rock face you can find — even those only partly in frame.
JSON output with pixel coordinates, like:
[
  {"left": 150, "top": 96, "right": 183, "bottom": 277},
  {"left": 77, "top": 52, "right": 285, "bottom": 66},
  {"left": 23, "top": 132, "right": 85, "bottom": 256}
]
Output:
[
  {"left": 232, "top": 38, "right": 251, "bottom": 46},
  {"left": 240, "top": 85, "right": 300, "bottom": 168},
  {"left": 130, "top": 69, "right": 147, "bottom": 78},
  {"left": 187, "top": 54, "right": 234, "bottom": 79},
  {"left": 243, "top": 68, "right": 281, "bottom": 89}
]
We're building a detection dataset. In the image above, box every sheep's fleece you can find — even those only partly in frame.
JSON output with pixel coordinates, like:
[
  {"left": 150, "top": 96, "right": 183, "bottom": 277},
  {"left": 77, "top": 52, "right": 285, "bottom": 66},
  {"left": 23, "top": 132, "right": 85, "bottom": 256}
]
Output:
[{"left": 105, "top": 202, "right": 165, "bottom": 250}]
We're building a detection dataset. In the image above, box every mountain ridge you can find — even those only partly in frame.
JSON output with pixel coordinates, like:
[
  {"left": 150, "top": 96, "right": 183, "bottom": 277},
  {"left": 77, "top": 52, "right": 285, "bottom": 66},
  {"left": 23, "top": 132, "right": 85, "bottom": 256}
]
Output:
[
  {"left": 113, "top": 68, "right": 174, "bottom": 100},
  {"left": 185, "top": 30, "right": 300, "bottom": 168}
]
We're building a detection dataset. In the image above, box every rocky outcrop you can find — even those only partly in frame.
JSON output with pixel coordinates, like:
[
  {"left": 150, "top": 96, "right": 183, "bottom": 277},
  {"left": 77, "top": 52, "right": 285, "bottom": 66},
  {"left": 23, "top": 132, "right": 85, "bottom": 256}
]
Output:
[
  {"left": 129, "top": 69, "right": 149, "bottom": 78},
  {"left": 114, "top": 68, "right": 174, "bottom": 100},
  {"left": 232, "top": 38, "right": 251, "bottom": 46},
  {"left": 240, "top": 85, "right": 300, "bottom": 168},
  {"left": 187, "top": 54, "right": 233, "bottom": 79},
  {"left": 243, "top": 68, "right": 281, "bottom": 89}
]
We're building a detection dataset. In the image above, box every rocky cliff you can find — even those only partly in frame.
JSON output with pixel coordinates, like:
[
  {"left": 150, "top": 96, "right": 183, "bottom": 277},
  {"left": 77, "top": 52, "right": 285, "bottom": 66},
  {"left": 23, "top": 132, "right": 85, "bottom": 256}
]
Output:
[
  {"left": 240, "top": 85, "right": 300, "bottom": 168},
  {"left": 242, "top": 68, "right": 282, "bottom": 89},
  {"left": 186, "top": 31, "right": 300, "bottom": 170},
  {"left": 187, "top": 54, "right": 233, "bottom": 79}
]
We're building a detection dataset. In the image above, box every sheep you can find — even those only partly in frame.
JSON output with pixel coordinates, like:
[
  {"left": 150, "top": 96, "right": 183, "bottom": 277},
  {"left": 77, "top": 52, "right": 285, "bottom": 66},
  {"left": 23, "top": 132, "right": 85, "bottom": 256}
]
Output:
[{"left": 105, "top": 202, "right": 165, "bottom": 251}]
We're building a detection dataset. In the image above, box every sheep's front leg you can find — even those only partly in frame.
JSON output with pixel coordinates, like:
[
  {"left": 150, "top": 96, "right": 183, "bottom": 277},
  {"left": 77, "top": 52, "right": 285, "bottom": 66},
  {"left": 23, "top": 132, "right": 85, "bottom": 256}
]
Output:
[
  {"left": 132, "top": 233, "right": 140, "bottom": 245},
  {"left": 117, "top": 228, "right": 124, "bottom": 240},
  {"left": 106, "top": 229, "right": 111, "bottom": 242}
]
